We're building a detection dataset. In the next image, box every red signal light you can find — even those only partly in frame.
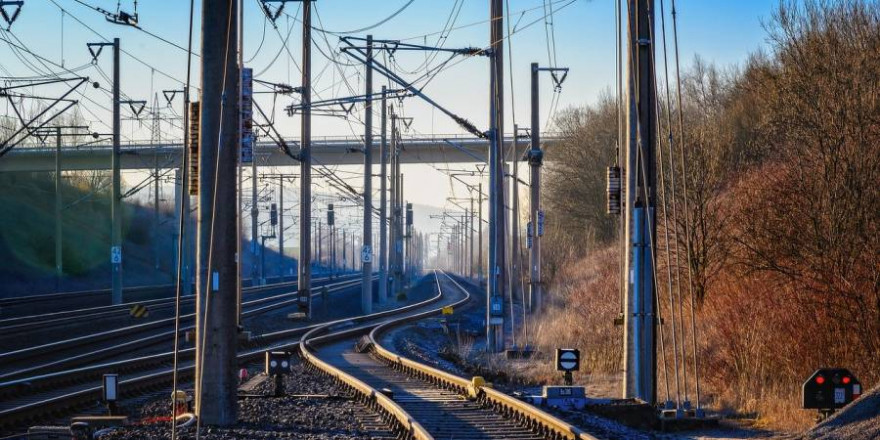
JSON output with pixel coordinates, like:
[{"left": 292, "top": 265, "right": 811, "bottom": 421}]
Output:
[
  {"left": 816, "top": 375, "right": 826, "bottom": 385},
  {"left": 842, "top": 376, "right": 851, "bottom": 385}
]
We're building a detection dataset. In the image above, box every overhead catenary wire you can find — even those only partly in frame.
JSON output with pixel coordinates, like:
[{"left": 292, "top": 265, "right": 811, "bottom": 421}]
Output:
[
  {"left": 170, "top": 0, "right": 195, "bottom": 437},
  {"left": 648, "top": 0, "right": 683, "bottom": 407},
  {"left": 49, "top": 0, "right": 194, "bottom": 87},
  {"left": 670, "top": 0, "right": 703, "bottom": 414},
  {"left": 657, "top": 0, "right": 688, "bottom": 408}
]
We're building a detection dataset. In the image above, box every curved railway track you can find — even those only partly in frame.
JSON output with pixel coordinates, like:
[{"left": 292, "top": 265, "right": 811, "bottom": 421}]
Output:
[{"left": 302, "top": 270, "right": 599, "bottom": 440}]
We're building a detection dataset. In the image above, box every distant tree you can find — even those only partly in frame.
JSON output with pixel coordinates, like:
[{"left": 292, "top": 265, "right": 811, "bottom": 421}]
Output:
[
  {"left": 735, "top": 0, "right": 880, "bottom": 374},
  {"left": 543, "top": 93, "right": 619, "bottom": 275}
]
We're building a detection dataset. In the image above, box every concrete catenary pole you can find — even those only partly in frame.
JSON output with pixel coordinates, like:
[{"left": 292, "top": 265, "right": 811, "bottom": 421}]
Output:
[
  {"left": 378, "top": 86, "right": 388, "bottom": 303},
  {"left": 528, "top": 63, "right": 543, "bottom": 314},
  {"left": 623, "top": 0, "right": 658, "bottom": 405},
  {"left": 297, "top": 0, "right": 313, "bottom": 317},
  {"left": 469, "top": 195, "right": 475, "bottom": 278},
  {"left": 478, "top": 181, "right": 483, "bottom": 284},
  {"left": 153, "top": 97, "right": 161, "bottom": 271},
  {"left": 389, "top": 111, "right": 400, "bottom": 295},
  {"left": 195, "top": 0, "right": 240, "bottom": 424},
  {"left": 54, "top": 128, "right": 62, "bottom": 284},
  {"left": 487, "top": 0, "right": 505, "bottom": 352},
  {"left": 361, "top": 34, "right": 374, "bottom": 314},
  {"left": 278, "top": 175, "right": 284, "bottom": 278},
  {"left": 111, "top": 38, "right": 122, "bottom": 305},
  {"left": 511, "top": 123, "right": 522, "bottom": 311}
]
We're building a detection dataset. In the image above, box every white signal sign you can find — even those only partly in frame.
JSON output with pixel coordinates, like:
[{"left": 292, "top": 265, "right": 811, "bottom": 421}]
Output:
[
  {"left": 555, "top": 348, "right": 580, "bottom": 372},
  {"left": 834, "top": 388, "right": 846, "bottom": 404},
  {"left": 110, "top": 246, "right": 122, "bottom": 264},
  {"left": 537, "top": 210, "right": 545, "bottom": 236},
  {"left": 241, "top": 67, "right": 254, "bottom": 164},
  {"left": 361, "top": 245, "right": 372, "bottom": 263}
]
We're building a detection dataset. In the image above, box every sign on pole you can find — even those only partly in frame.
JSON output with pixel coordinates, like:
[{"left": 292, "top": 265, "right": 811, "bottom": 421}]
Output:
[
  {"left": 555, "top": 348, "right": 580, "bottom": 372},
  {"left": 537, "top": 210, "right": 545, "bottom": 236},
  {"left": 361, "top": 245, "right": 372, "bottom": 263},
  {"left": 188, "top": 101, "right": 200, "bottom": 195},
  {"left": 241, "top": 67, "right": 254, "bottom": 164}
]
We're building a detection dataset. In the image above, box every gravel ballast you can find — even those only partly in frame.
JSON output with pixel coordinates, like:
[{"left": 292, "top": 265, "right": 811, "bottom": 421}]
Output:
[{"left": 96, "top": 360, "right": 389, "bottom": 440}]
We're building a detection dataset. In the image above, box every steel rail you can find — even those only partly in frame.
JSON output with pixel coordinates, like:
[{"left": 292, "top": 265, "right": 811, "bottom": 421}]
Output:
[
  {"left": 0, "top": 275, "right": 397, "bottom": 431},
  {"left": 368, "top": 272, "right": 599, "bottom": 440},
  {"left": 298, "top": 275, "right": 459, "bottom": 440},
  {"left": 0, "top": 277, "right": 369, "bottom": 400},
  {"left": 0, "top": 276, "right": 364, "bottom": 381},
  {"left": 0, "top": 273, "right": 350, "bottom": 326}
]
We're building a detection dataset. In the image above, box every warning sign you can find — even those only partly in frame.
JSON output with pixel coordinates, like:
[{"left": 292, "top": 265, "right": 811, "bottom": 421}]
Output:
[
  {"left": 441, "top": 306, "right": 454, "bottom": 315},
  {"left": 129, "top": 304, "right": 149, "bottom": 318}
]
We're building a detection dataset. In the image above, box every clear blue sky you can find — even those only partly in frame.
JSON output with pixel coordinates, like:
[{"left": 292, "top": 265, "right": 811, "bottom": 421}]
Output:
[
  {"left": 4, "top": 0, "right": 784, "bottom": 139},
  {"left": 1, "top": 0, "right": 786, "bottom": 233}
]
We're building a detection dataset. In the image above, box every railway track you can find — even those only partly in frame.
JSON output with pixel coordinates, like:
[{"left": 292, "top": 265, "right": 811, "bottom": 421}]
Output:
[
  {"left": 302, "top": 270, "right": 599, "bottom": 440},
  {"left": 0, "top": 273, "right": 355, "bottom": 337},
  {"left": 0, "top": 273, "right": 311, "bottom": 319},
  {"left": 0, "top": 275, "right": 411, "bottom": 433},
  {"left": 0, "top": 275, "right": 365, "bottom": 381}
]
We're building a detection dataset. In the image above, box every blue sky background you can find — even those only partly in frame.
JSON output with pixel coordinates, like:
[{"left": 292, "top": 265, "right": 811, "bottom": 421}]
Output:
[
  {"left": 4, "top": 0, "right": 785, "bottom": 139},
  {"left": 1, "top": 0, "right": 790, "bottom": 239}
]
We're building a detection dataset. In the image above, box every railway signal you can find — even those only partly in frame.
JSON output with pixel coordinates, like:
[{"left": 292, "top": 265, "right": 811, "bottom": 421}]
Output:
[
  {"left": 803, "top": 368, "right": 862, "bottom": 421},
  {"left": 266, "top": 351, "right": 291, "bottom": 397},
  {"left": 555, "top": 348, "right": 580, "bottom": 386}
]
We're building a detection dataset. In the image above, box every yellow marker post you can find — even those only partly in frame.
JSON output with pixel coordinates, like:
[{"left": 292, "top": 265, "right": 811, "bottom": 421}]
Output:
[{"left": 441, "top": 306, "right": 454, "bottom": 315}]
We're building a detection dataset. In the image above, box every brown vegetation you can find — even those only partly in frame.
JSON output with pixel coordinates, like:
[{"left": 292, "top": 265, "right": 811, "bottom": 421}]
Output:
[{"left": 533, "top": 0, "right": 880, "bottom": 432}]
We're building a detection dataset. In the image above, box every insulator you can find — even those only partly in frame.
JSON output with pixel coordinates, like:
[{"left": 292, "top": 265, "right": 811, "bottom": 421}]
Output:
[{"left": 606, "top": 166, "right": 622, "bottom": 215}]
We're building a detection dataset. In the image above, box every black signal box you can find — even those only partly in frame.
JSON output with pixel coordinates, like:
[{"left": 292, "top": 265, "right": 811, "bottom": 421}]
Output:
[{"left": 803, "top": 368, "right": 862, "bottom": 410}]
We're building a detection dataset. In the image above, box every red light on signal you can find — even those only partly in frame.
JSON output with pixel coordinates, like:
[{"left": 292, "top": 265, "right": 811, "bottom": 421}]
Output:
[
  {"left": 842, "top": 376, "right": 851, "bottom": 385},
  {"left": 816, "top": 376, "right": 826, "bottom": 385}
]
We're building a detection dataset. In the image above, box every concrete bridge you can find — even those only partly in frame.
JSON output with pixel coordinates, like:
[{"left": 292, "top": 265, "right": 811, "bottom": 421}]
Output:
[{"left": 0, "top": 134, "right": 563, "bottom": 172}]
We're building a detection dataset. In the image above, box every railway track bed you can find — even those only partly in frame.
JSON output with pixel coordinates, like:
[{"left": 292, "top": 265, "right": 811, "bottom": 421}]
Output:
[
  {"left": 87, "top": 359, "right": 396, "bottom": 440},
  {"left": 302, "top": 271, "right": 599, "bottom": 440}
]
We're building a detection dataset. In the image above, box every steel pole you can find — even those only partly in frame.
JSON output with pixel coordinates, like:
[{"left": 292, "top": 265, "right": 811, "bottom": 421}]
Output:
[
  {"left": 623, "top": 0, "right": 657, "bottom": 405},
  {"left": 55, "top": 128, "right": 62, "bottom": 286},
  {"left": 511, "top": 123, "right": 521, "bottom": 311},
  {"left": 361, "top": 34, "right": 374, "bottom": 314},
  {"left": 195, "top": 0, "right": 239, "bottom": 424},
  {"left": 378, "top": 86, "right": 388, "bottom": 303},
  {"left": 111, "top": 38, "right": 122, "bottom": 305},
  {"left": 478, "top": 181, "right": 483, "bottom": 284},
  {"left": 278, "top": 176, "right": 284, "bottom": 279},
  {"left": 529, "top": 63, "right": 542, "bottom": 314},
  {"left": 469, "top": 197, "right": 474, "bottom": 278},
  {"left": 297, "top": 0, "right": 312, "bottom": 317},
  {"left": 487, "top": 0, "right": 506, "bottom": 352}
]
